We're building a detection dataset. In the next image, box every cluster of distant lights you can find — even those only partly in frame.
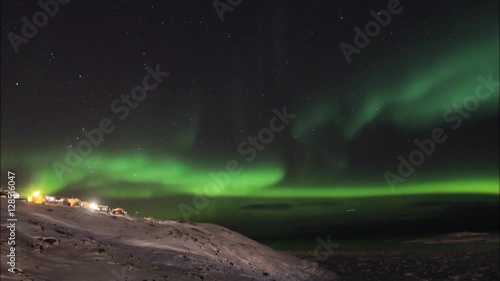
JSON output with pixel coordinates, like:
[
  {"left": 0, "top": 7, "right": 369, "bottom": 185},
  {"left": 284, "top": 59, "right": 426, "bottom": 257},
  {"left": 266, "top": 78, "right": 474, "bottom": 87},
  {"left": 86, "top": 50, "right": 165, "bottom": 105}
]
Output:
[{"left": 30, "top": 190, "right": 99, "bottom": 211}]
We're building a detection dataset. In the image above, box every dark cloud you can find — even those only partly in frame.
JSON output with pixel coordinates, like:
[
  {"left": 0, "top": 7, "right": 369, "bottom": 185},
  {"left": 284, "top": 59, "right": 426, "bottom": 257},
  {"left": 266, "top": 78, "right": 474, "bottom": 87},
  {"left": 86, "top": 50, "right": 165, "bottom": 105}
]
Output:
[
  {"left": 407, "top": 201, "right": 453, "bottom": 208},
  {"left": 298, "top": 201, "right": 338, "bottom": 207}
]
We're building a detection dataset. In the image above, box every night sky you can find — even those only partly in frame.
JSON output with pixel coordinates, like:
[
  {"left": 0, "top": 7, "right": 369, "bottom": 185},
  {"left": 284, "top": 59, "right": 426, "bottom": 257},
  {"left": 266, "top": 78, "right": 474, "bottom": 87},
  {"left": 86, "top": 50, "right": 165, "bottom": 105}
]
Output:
[{"left": 1, "top": 0, "right": 499, "bottom": 243}]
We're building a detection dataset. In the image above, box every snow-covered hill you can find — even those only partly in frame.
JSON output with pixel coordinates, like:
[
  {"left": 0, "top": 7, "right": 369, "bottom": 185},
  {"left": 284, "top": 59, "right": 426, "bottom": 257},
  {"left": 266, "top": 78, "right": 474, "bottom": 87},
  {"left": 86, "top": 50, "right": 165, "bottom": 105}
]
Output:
[{"left": 0, "top": 199, "right": 337, "bottom": 281}]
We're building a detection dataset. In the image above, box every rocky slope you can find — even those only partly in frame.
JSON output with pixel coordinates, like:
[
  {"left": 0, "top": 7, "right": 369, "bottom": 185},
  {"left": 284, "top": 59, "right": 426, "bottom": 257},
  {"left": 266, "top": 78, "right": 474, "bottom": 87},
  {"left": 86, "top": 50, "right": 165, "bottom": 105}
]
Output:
[{"left": 0, "top": 199, "right": 337, "bottom": 281}]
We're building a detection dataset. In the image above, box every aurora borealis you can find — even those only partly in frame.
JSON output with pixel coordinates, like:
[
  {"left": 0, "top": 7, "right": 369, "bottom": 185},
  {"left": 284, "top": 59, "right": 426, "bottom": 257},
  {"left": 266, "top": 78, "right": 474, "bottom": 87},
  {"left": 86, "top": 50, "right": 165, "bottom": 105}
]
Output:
[{"left": 1, "top": 0, "right": 499, "bottom": 242}]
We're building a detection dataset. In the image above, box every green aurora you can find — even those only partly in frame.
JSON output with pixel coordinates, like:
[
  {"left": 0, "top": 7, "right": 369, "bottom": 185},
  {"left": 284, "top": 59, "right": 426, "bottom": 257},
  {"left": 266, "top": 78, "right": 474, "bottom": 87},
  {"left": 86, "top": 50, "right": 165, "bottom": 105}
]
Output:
[
  {"left": 1, "top": 0, "right": 498, "bottom": 242},
  {"left": 6, "top": 150, "right": 498, "bottom": 199},
  {"left": 5, "top": 28, "right": 499, "bottom": 209},
  {"left": 292, "top": 37, "right": 499, "bottom": 140}
]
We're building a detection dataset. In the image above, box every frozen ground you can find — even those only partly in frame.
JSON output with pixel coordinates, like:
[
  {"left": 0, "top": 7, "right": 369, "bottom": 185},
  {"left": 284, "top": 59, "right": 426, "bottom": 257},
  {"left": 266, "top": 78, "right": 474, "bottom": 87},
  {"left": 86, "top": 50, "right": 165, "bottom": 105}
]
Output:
[
  {"left": 292, "top": 233, "right": 499, "bottom": 281},
  {"left": 305, "top": 248, "right": 499, "bottom": 281},
  {"left": 0, "top": 199, "right": 337, "bottom": 281}
]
